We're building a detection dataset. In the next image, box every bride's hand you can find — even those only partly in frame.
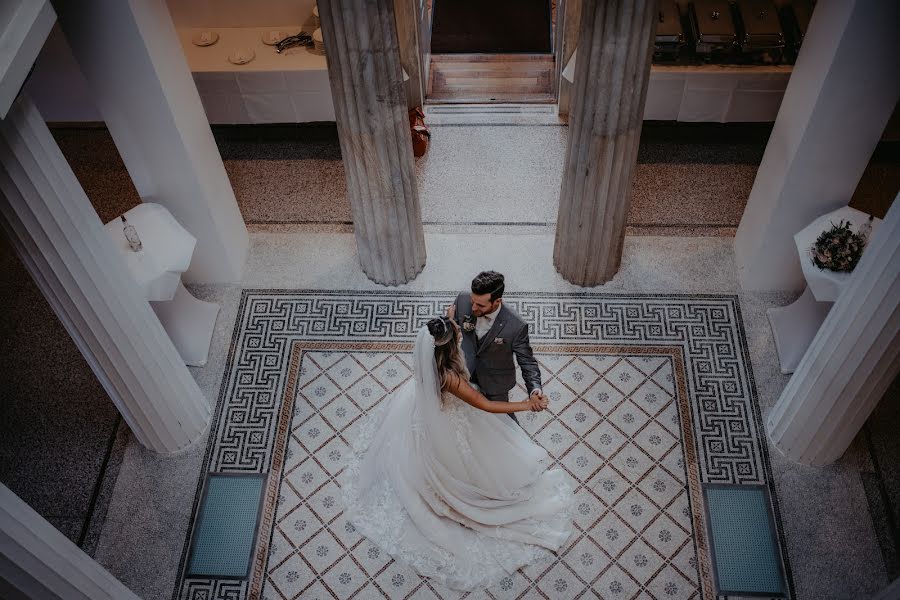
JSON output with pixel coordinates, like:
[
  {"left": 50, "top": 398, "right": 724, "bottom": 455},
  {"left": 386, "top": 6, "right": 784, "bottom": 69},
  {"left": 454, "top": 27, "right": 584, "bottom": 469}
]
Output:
[
  {"left": 446, "top": 303, "right": 456, "bottom": 320},
  {"left": 527, "top": 395, "right": 548, "bottom": 412}
]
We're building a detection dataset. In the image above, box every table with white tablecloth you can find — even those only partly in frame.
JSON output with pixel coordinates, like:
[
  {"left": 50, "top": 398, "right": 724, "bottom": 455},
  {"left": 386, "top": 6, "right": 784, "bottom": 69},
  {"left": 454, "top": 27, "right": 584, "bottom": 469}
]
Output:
[
  {"left": 563, "top": 50, "right": 792, "bottom": 124},
  {"left": 644, "top": 64, "right": 792, "bottom": 122}
]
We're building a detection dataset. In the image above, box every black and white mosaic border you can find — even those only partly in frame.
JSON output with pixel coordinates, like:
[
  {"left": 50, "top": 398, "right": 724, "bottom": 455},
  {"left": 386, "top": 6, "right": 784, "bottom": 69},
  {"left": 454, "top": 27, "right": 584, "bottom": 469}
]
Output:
[{"left": 174, "top": 290, "right": 793, "bottom": 600}]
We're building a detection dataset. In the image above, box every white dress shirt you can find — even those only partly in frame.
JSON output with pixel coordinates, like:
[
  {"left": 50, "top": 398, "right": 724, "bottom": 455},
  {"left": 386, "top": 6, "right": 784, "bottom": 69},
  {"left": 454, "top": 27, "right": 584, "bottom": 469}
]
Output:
[{"left": 475, "top": 310, "right": 498, "bottom": 340}]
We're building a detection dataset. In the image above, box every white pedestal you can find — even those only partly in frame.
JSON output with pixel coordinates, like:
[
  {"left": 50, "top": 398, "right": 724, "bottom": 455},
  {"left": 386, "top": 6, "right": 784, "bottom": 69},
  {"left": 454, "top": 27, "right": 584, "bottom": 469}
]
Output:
[
  {"left": 768, "top": 206, "right": 881, "bottom": 374},
  {"left": 150, "top": 280, "right": 220, "bottom": 367},
  {"left": 797, "top": 207, "right": 878, "bottom": 302},
  {"left": 105, "top": 203, "right": 220, "bottom": 367},
  {"left": 768, "top": 286, "right": 832, "bottom": 374}
]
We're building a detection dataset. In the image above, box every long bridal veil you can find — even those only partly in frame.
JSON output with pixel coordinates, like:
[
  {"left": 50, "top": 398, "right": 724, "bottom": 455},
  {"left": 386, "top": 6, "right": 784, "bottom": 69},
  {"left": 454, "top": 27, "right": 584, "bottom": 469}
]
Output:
[{"left": 341, "top": 326, "right": 573, "bottom": 590}]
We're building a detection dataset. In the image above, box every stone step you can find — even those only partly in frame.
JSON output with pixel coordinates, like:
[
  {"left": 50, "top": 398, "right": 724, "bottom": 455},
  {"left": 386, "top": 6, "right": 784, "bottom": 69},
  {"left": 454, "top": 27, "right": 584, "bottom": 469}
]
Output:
[{"left": 427, "top": 53, "right": 556, "bottom": 104}]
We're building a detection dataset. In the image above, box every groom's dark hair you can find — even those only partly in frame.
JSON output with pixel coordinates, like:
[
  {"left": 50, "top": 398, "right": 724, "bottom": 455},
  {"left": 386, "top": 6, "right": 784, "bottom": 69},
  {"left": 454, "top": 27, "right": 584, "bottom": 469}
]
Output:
[{"left": 471, "top": 271, "right": 505, "bottom": 302}]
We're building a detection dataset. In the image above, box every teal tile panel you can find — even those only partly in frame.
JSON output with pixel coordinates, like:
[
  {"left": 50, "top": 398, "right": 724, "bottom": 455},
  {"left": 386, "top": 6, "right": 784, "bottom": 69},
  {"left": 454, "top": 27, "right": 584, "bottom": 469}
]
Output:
[
  {"left": 187, "top": 474, "right": 266, "bottom": 578},
  {"left": 705, "top": 484, "right": 786, "bottom": 596}
]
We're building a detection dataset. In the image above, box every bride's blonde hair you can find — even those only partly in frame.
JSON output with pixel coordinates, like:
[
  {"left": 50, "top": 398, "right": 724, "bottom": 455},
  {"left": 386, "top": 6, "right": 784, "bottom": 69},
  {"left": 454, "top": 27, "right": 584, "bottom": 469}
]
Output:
[{"left": 427, "top": 317, "right": 468, "bottom": 391}]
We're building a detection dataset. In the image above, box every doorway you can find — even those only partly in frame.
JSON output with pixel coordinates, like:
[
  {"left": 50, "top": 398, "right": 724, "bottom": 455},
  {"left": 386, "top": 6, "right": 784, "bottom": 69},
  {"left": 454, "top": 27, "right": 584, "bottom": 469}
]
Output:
[{"left": 426, "top": 0, "right": 557, "bottom": 104}]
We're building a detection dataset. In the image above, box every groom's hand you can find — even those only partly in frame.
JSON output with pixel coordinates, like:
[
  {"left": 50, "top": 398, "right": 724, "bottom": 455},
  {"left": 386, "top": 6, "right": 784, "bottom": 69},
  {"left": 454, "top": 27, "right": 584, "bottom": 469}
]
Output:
[
  {"left": 527, "top": 394, "right": 549, "bottom": 411},
  {"left": 526, "top": 396, "right": 543, "bottom": 411},
  {"left": 530, "top": 389, "right": 548, "bottom": 407}
]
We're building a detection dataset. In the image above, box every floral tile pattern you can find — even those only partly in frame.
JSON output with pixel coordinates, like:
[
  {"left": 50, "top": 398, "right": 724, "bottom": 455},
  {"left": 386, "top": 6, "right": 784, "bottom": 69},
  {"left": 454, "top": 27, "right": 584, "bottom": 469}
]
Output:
[{"left": 257, "top": 347, "right": 706, "bottom": 600}]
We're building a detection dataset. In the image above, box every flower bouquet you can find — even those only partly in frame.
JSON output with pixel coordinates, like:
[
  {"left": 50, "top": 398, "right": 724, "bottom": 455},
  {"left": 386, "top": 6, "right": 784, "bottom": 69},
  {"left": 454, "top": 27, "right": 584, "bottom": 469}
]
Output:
[{"left": 809, "top": 217, "right": 872, "bottom": 272}]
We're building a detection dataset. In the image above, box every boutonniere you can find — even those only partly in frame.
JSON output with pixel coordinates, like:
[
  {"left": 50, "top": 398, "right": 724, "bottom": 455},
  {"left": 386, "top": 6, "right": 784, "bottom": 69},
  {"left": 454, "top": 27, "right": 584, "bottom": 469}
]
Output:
[
  {"left": 493, "top": 337, "right": 505, "bottom": 344},
  {"left": 462, "top": 315, "right": 476, "bottom": 333}
]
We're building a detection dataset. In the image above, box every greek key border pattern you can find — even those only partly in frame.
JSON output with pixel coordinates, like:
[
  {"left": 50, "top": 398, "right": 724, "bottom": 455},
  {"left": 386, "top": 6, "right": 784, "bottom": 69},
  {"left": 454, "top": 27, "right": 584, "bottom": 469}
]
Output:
[
  {"left": 208, "top": 291, "right": 763, "bottom": 484},
  {"left": 175, "top": 290, "right": 789, "bottom": 600}
]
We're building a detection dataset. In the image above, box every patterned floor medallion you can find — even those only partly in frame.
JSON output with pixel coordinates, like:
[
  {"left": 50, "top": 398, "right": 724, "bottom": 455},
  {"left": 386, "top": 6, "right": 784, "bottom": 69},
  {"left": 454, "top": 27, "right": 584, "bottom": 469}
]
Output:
[{"left": 175, "top": 291, "right": 793, "bottom": 600}]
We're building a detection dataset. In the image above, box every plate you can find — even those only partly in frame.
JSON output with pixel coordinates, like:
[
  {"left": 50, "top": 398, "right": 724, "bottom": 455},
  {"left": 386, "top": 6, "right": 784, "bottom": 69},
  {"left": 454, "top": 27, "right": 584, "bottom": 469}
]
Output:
[
  {"left": 228, "top": 48, "right": 256, "bottom": 65},
  {"left": 191, "top": 31, "right": 219, "bottom": 47},
  {"left": 261, "top": 30, "right": 288, "bottom": 46}
]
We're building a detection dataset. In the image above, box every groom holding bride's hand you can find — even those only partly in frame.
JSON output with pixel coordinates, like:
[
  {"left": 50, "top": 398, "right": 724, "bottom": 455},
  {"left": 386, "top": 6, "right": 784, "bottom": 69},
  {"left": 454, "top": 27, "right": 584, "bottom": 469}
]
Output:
[
  {"left": 343, "top": 271, "right": 574, "bottom": 592},
  {"left": 448, "top": 271, "right": 549, "bottom": 421}
]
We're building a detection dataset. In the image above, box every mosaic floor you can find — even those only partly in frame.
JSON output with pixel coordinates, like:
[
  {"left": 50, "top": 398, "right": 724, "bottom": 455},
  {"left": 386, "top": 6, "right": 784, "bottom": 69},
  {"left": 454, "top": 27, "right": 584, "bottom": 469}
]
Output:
[{"left": 175, "top": 291, "right": 794, "bottom": 600}]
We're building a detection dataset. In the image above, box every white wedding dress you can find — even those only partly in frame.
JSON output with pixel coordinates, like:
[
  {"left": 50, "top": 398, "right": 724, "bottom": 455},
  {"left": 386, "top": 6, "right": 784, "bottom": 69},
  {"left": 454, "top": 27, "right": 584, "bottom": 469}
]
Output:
[{"left": 341, "top": 327, "right": 574, "bottom": 591}]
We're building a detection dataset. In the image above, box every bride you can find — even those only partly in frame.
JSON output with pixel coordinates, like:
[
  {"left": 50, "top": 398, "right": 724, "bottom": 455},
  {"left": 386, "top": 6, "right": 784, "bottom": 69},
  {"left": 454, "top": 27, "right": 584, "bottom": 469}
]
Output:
[{"left": 341, "top": 316, "right": 574, "bottom": 591}]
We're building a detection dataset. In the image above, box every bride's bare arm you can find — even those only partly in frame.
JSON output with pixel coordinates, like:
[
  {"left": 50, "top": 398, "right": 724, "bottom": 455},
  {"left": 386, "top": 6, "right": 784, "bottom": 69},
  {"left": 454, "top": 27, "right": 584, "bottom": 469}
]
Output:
[{"left": 444, "top": 374, "right": 546, "bottom": 413}]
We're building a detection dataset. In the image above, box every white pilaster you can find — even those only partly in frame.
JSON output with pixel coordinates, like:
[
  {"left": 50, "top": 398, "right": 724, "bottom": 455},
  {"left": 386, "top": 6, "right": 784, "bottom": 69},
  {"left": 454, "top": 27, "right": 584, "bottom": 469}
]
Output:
[
  {"left": 0, "top": 0, "right": 55, "bottom": 118},
  {"left": 0, "top": 484, "right": 140, "bottom": 599},
  {"left": 52, "top": 0, "right": 248, "bottom": 284},
  {"left": 734, "top": 0, "right": 900, "bottom": 292},
  {"left": 0, "top": 94, "right": 210, "bottom": 454},
  {"left": 767, "top": 196, "right": 900, "bottom": 465}
]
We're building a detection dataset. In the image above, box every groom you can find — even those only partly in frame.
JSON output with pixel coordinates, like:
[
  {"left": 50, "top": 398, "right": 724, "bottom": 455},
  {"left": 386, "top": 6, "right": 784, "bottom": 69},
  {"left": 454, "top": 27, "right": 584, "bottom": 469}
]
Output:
[{"left": 448, "top": 271, "right": 546, "bottom": 421}]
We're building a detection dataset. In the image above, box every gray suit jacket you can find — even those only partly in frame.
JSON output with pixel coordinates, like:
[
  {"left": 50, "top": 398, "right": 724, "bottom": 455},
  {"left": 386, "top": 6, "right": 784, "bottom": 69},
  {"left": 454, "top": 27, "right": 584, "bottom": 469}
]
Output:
[{"left": 452, "top": 293, "right": 542, "bottom": 397}]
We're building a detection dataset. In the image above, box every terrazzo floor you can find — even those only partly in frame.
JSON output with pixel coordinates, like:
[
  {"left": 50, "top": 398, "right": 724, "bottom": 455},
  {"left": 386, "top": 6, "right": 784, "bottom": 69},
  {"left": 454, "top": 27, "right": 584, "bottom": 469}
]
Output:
[
  {"left": 3, "top": 232, "right": 896, "bottom": 599},
  {"left": 1, "top": 121, "right": 898, "bottom": 599},
  {"left": 0, "top": 234, "right": 128, "bottom": 557},
  {"left": 94, "top": 234, "right": 891, "bottom": 600},
  {"left": 51, "top": 122, "right": 899, "bottom": 234}
]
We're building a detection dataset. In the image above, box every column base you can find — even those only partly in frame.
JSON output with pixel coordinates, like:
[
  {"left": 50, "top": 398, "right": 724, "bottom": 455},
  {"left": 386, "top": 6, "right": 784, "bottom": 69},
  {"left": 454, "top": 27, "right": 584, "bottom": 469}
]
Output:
[{"left": 360, "top": 261, "right": 426, "bottom": 287}]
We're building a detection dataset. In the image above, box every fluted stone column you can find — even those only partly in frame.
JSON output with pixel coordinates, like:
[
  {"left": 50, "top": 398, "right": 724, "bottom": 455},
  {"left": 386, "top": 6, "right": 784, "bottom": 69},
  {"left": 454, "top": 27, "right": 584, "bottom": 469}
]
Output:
[
  {"left": 318, "top": 0, "right": 426, "bottom": 285},
  {"left": 0, "top": 483, "right": 140, "bottom": 599},
  {"left": 767, "top": 196, "right": 900, "bottom": 465},
  {"left": 554, "top": 1, "right": 656, "bottom": 286},
  {"left": 0, "top": 94, "right": 210, "bottom": 454},
  {"left": 393, "top": 0, "right": 425, "bottom": 109}
]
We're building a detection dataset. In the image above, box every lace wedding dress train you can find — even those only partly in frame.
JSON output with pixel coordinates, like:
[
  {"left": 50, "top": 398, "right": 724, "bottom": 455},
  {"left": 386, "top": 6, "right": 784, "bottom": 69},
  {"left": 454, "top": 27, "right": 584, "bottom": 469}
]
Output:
[{"left": 340, "top": 327, "right": 574, "bottom": 591}]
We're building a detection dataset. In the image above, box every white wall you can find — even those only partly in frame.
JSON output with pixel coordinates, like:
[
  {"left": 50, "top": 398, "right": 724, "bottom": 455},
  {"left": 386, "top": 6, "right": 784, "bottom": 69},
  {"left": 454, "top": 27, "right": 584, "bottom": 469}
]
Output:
[{"left": 0, "top": 0, "right": 55, "bottom": 118}]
